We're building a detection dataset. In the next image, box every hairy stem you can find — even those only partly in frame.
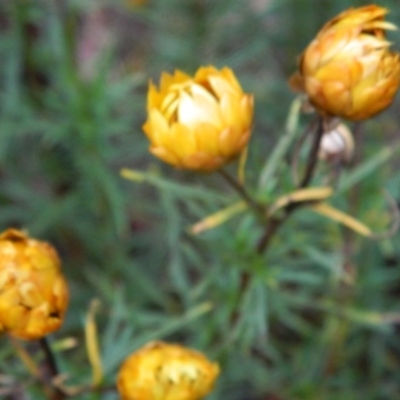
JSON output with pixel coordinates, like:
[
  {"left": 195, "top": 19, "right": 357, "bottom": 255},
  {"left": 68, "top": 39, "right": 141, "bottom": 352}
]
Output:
[
  {"left": 232, "top": 116, "right": 325, "bottom": 329},
  {"left": 257, "top": 115, "right": 325, "bottom": 254},
  {"left": 39, "top": 338, "right": 66, "bottom": 400},
  {"left": 224, "top": 116, "right": 326, "bottom": 336},
  {"left": 299, "top": 116, "right": 325, "bottom": 188},
  {"left": 218, "top": 168, "right": 265, "bottom": 216}
]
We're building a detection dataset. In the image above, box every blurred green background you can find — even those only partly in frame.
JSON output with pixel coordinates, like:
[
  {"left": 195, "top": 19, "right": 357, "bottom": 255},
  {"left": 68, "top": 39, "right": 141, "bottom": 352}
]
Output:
[{"left": 1, "top": 0, "right": 400, "bottom": 399}]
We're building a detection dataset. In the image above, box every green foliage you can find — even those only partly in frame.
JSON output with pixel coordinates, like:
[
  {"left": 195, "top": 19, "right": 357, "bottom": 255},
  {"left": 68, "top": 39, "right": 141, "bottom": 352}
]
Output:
[{"left": 1, "top": 0, "right": 400, "bottom": 399}]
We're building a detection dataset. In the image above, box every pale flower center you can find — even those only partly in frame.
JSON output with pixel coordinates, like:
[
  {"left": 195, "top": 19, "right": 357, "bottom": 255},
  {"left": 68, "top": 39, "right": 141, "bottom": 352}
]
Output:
[
  {"left": 160, "top": 81, "right": 221, "bottom": 128},
  {"left": 155, "top": 361, "right": 203, "bottom": 386}
]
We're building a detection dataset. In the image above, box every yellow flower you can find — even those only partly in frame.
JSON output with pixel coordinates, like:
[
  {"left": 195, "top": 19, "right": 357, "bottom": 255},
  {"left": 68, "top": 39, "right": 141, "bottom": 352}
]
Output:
[
  {"left": 290, "top": 5, "right": 400, "bottom": 120},
  {"left": 143, "top": 66, "right": 254, "bottom": 172},
  {"left": 117, "top": 341, "right": 220, "bottom": 400},
  {"left": 0, "top": 229, "right": 69, "bottom": 340}
]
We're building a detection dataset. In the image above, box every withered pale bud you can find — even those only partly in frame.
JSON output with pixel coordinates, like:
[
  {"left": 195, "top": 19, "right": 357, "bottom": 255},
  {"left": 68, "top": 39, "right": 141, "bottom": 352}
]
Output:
[{"left": 318, "top": 122, "right": 354, "bottom": 163}]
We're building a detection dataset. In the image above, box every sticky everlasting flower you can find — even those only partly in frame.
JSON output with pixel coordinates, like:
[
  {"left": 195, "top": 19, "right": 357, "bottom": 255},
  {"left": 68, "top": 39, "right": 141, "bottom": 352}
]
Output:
[
  {"left": 117, "top": 341, "right": 220, "bottom": 400},
  {"left": 0, "top": 229, "right": 68, "bottom": 340},
  {"left": 290, "top": 5, "right": 400, "bottom": 120},
  {"left": 143, "top": 66, "right": 254, "bottom": 172}
]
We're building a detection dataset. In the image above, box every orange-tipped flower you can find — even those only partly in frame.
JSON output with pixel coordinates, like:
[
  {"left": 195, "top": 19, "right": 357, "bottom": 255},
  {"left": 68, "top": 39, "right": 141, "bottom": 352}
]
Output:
[
  {"left": 117, "top": 341, "right": 220, "bottom": 400},
  {"left": 290, "top": 5, "right": 400, "bottom": 120},
  {"left": 143, "top": 66, "right": 254, "bottom": 172},
  {"left": 0, "top": 229, "right": 69, "bottom": 340}
]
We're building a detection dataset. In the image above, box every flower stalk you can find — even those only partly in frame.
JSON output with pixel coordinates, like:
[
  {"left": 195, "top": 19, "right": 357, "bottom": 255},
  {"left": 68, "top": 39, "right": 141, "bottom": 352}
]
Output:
[
  {"left": 218, "top": 168, "right": 265, "bottom": 216},
  {"left": 39, "top": 338, "right": 67, "bottom": 400}
]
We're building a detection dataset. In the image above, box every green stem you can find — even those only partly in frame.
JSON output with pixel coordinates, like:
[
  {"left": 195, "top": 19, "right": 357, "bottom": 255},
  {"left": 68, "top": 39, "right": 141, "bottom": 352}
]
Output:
[
  {"left": 257, "top": 115, "right": 325, "bottom": 254},
  {"left": 218, "top": 168, "right": 265, "bottom": 217},
  {"left": 229, "top": 116, "right": 325, "bottom": 335}
]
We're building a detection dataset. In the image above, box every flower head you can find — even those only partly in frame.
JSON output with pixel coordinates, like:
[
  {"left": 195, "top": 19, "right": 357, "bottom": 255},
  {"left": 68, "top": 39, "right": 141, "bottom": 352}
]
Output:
[
  {"left": 290, "top": 5, "right": 400, "bottom": 120},
  {"left": 117, "top": 341, "right": 220, "bottom": 400},
  {"left": 0, "top": 229, "right": 69, "bottom": 340},
  {"left": 143, "top": 66, "right": 254, "bottom": 172}
]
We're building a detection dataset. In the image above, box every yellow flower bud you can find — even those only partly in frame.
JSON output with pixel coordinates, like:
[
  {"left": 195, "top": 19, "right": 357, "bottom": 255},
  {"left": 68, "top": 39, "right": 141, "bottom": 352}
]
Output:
[
  {"left": 0, "top": 229, "right": 69, "bottom": 340},
  {"left": 117, "top": 341, "right": 220, "bottom": 400},
  {"left": 290, "top": 5, "right": 400, "bottom": 120},
  {"left": 143, "top": 66, "right": 254, "bottom": 172}
]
